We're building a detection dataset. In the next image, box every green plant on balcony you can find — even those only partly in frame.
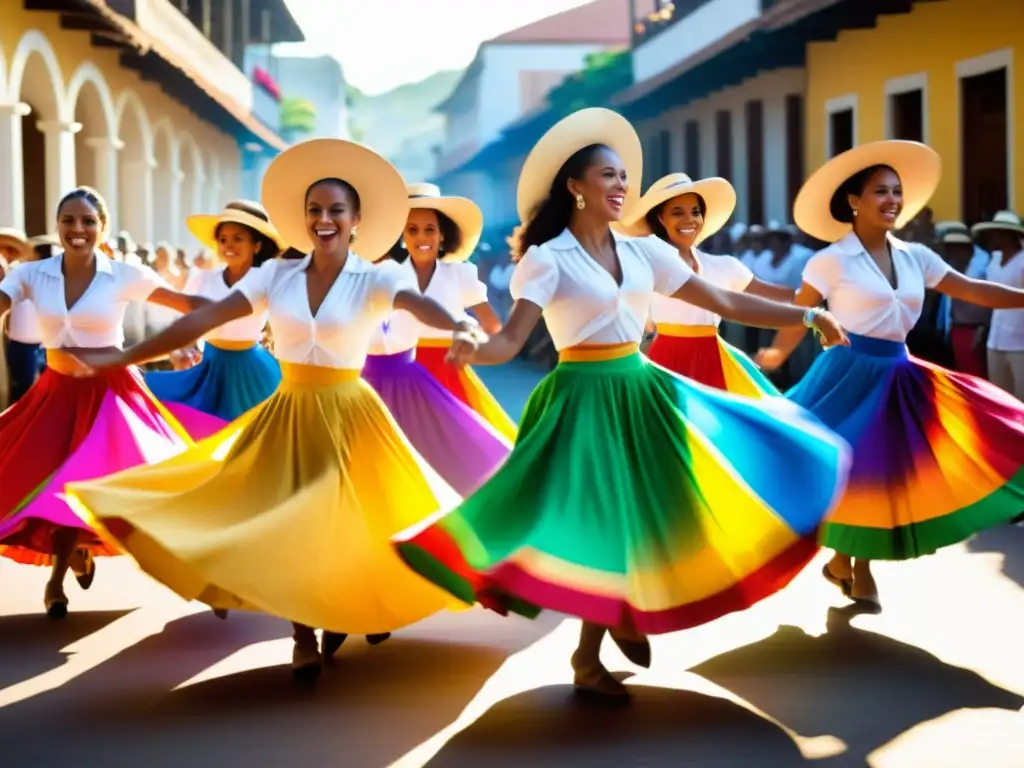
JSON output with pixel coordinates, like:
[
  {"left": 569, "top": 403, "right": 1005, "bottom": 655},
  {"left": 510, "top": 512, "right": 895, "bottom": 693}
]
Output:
[
  {"left": 544, "top": 51, "right": 633, "bottom": 117},
  {"left": 280, "top": 97, "right": 317, "bottom": 141}
]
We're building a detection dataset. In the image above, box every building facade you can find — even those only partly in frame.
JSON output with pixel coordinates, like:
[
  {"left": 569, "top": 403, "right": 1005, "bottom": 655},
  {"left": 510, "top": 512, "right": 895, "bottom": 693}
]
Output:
[
  {"left": 805, "top": 0, "right": 1020, "bottom": 224},
  {"left": 0, "top": 0, "right": 300, "bottom": 251}
]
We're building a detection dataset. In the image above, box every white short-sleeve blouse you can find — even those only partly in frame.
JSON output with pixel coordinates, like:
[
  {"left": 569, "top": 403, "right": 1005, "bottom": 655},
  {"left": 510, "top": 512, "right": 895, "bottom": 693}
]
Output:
[
  {"left": 187, "top": 266, "right": 269, "bottom": 344},
  {"left": 510, "top": 229, "right": 693, "bottom": 350},
  {"left": 650, "top": 249, "right": 753, "bottom": 328},
  {"left": 4, "top": 261, "right": 43, "bottom": 344},
  {"left": 398, "top": 259, "right": 488, "bottom": 341},
  {"left": 232, "top": 252, "right": 416, "bottom": 369},
  {"left": 801, "top": 231, "right": 951, "bottom": 342},
  {"left": 0, "top": 252, "right": 166, "bottom": 348}
]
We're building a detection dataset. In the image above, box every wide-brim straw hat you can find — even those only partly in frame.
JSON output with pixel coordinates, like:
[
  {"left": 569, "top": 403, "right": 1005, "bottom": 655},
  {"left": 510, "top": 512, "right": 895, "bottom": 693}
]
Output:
[
  {"left": 516, "top": 107, "right": 642, "bottom": 223},
  {"left": 0, "top": 228, "right": 30, "bottom": 260},
  {"left": 187, "top": 202, "right": 287, "bottom": 252},
  {"left": 618, "top": 173, "right": 735, "bottom": 245},
  {"left": 970, "top": 210, "right": 1024, "bottom": 238},
  {"left": 261, "top": 138, "right": 408, "bottom": 260},
  {"left": 406, "top": 182, "right": 483, "bottom": 262},
  {"left": 794, "top": 140, "right": 941, "bottom": 243}
]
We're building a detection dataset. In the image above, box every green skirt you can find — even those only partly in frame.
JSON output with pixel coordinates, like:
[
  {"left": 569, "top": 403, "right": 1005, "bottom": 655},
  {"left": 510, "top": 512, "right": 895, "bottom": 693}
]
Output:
[{"left": 395, "top": 347, "right": 850, "bottom": 634}]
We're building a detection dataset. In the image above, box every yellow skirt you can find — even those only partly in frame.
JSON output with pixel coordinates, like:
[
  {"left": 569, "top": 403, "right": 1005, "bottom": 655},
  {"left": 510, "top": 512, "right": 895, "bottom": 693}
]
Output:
[{"left": 66, "top": 362, "right": 462, "bottom": 634}]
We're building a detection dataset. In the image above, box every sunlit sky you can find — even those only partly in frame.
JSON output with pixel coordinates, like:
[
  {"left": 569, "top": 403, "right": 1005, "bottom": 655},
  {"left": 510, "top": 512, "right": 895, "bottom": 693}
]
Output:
[{"left": 276, "top": 0, "right": 593, "bottom": 95}]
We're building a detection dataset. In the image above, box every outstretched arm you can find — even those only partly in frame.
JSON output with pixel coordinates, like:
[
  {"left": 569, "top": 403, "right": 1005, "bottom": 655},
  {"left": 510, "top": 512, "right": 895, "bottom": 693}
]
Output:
[
  {"left": 146, "top": 286, "right": 212, "bottom": 313},
  {"left": 451, "top": 299, "right": 543, "bottom": 366},
  {"left": 68, "top": 292, "right": 255, "bottom": 371},
  {"left": 934, "top": 270, "right": 1024, "bottom": 309},
  {"left": 467, "top": 301, "right": 503, "bottom": 335},
  {"left": 745, "top": 276, "right": 796, "bottom": 303}
]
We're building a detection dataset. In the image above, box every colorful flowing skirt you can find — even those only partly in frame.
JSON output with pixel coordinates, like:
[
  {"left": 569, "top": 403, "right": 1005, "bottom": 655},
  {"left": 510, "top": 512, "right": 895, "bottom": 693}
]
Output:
[
  {"left": 416, "top": 340, "right": 518, "bottom": 442},
  {"left": 395, "top": 343, "right": 851, "bottom": 635},
  {"left": 145, "top": 340, "right": 280, "bottom": 427},
  {"left": 362, "top": 349, "right": 511, "bottom": 495},
  {"left": 67, "top": 362, "right": 462, "bottom": 634},
  {"left": 786, "top": 333, "right": 1024, "bottom": 560},
  {"left": 647, "top": 324, "right": 778, "bottom": 397},
  {"left": 0, "top": 351, "right": 198, "bottom": 566}
]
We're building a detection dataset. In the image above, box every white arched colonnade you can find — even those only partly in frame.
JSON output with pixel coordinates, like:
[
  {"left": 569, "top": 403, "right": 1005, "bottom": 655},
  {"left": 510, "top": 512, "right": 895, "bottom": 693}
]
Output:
[{"left": 0, "top": 28, "right": 229, "bottom": 248}]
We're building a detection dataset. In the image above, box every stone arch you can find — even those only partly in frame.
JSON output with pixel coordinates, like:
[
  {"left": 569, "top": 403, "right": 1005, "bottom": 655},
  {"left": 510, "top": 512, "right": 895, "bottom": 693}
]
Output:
[
  {"left": 8, "top": 30, "right": 66, "bottom": 120},
  {"left": 114, "top": 88, "right": 154, "bottom": 163},
  {"left": 0, "top": 38, "right": 8, "bottom": 103},
  {"left": 66, "top": 61, "right": 117, "bottom": 138},
  {"left": 151, "top": 116, "right": 181, "bottom": 244}
]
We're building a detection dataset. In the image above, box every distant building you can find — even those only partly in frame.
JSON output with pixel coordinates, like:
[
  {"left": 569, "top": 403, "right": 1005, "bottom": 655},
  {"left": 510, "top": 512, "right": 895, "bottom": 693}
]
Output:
[{"left": 432, "top": 0, "right": 630, "bottom": 225}]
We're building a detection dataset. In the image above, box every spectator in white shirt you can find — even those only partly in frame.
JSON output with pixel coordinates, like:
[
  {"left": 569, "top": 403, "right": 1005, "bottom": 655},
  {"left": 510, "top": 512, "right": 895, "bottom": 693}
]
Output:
[{"left": 974, "top": 211, "right": 1024, "bottom": 398}]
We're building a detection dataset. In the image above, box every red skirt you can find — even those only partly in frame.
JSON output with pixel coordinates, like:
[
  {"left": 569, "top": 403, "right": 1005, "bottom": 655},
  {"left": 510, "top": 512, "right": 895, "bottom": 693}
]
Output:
[
  {"left": 646, "top": 326, "right": 778, "bottom": 397},
  {"left": 0, "top": 354, "right": 194, "bottom": 565},
  {"left": 415, "top": 341, "right": 518, "bottom": 441}
]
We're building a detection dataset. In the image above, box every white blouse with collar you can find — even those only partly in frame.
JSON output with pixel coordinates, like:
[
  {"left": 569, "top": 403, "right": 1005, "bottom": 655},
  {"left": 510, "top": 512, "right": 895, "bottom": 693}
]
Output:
[
  {"left": 801, "top": 231, "right": 951, "bottom": 342},
  {"left": 186, "top": 266, "right": 269, "bottom": 344},
  {"left": 396, "top": 259, "right": 488, "bottom": 341},
  {"left": 0, "top": 252, "right": 165, "bottom": 349},
  {"left": 511, "top": 230, "right": 693, "bottom": 350},
  {"left": 650, "top": 249, "right": 752, "bottom": 328},
  {"left": 233, "top": 252, "right": 416, "bottom": 369}
]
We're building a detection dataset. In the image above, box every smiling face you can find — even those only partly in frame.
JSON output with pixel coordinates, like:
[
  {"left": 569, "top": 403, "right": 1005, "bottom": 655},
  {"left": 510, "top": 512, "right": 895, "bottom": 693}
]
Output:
[
  {"left": 566, "top": 146, "right": 629, "bottom": 222},
  {"left": 57, "top": 196, "right": 103, "bottom": 258},
  {"left": 849, "top": 167, "right": 903, "bottom": 232},
  {"left": 657, "top": 193, "right": 705, "bottom": 249},
  {"left": 305, "top": 179, "right": 361, "bottom": 256},
  {"left": 404, "top": 208, "right": 441, "bottom": 263},
  {"left": 216, "top": 222, "right": 262, "bottom": 271}
]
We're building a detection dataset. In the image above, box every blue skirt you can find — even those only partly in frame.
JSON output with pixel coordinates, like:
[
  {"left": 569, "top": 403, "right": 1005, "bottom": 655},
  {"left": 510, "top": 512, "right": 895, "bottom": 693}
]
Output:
[
  {"left": 145, "top": 342, "right": 281, "bottom": 422},
  {"left": 786, "top": 333, "right": 1024, "bottom": 559}
]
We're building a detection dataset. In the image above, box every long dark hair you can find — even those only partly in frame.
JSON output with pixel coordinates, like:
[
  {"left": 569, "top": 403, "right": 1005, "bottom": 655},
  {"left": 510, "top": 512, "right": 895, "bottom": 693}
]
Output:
[
  {"left": 214, "top": 200, "right": 282, "bottom": 267},
  {"left": 829, "top": 164, "right": 897, "bottom": 225},
  {"left": 644, "top": 193, "right": 707, "bottom": 245},
  {"left": 511, "top": 143, "right": 608, "bottom": 261}
]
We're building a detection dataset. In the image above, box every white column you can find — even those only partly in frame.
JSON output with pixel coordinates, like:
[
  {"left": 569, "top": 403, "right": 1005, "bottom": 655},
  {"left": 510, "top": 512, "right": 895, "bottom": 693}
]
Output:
[
  {"left": 36, "top": 119, "right": 82, "bottom": 220},
  {"left": 764, "top": 94, "right": 789, "bottom": 225},
  {"left": 168, "top": 166, "right": 184, "bottom": 245},
  {"left": 0, "top": 102, "right": 30, "bottom": 229},
  {"left": 122, "top": 157, "right": 155, "bottom": 245},
  {"left": 84, "top": 136, "right": 124, "bottom": 233}
]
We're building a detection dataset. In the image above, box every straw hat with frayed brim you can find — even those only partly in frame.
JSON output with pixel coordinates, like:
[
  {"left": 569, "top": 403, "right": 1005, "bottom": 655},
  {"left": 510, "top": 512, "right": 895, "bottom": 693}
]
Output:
[
  {"left": 0, "top": 228, "right": 30, "bottom": 260},
  {"left": 794, "top": 140, "right": 941, "bottom": 243},
  {"left": 187, "top": 204, "right": 287, "bottom": 252},
  {"left": 516, "top": 108, "right": 642, "bottom": 223},
  {"left": 618, "top": 173, "right": 735, "bottom": 245},
  {"left": 261, "top": 138, "right": 409, "bottom": 260},
  {"left": 406, "top": 182, "right": 483, "bottom": 262},
  {"left": 970, "top": 210, "right": 1024, "bottom": 238}
]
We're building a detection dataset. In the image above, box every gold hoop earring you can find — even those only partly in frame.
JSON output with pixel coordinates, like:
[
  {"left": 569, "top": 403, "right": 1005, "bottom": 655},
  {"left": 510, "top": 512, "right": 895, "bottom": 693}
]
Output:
[{"left": 575, "top": 193, "right": 585, "bottom": 211}]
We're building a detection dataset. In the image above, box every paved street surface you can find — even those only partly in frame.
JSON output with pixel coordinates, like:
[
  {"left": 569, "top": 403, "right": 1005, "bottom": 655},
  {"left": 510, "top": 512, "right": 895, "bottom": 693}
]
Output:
[{"left": 2, "top": 359, "right": 1023, "bottom": 767}]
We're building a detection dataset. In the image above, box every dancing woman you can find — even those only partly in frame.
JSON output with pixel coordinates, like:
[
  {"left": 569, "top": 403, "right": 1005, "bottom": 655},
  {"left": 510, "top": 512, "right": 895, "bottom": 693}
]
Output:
[
  {"left": 757, "top": 141, "right": 1024, "bottom": 607},
  {"left": 400, "top": 183, "right": 518, "bottom": 441},
  {"left": 145, "top": 201, "right": 285, "bottom": 424},
  {"left": 395, "top": 108, "right": 852, "bottom": 701},
  {"left": 362, "top": 254, "right": 511, "bottom": 497},
  {"left": 65, "top": 140, "right": 480, "bottom": 681},
  {"left": 0, "top": 187, "right": 216, "bottom": 617},
  {"left": 619, "top": 173, "right": 793, "bottom": 396}
]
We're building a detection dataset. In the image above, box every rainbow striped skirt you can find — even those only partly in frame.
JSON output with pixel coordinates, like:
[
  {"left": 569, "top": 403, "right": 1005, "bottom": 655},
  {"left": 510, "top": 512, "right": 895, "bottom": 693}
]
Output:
[
  {"left": 394, "top": 342, "right": 850, "bottom": 635},
  {"left": 787, "top": 333, "right": 1024, "bottom": 560}
]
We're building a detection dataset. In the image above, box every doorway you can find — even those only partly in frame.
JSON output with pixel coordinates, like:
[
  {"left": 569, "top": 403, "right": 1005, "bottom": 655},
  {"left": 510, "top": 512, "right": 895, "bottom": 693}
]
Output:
[{"left": 961, "top": 66, "right": 1008, "bottom": 224}]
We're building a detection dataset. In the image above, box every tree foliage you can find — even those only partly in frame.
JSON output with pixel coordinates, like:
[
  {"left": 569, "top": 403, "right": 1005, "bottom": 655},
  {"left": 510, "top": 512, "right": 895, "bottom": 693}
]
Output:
[
  {"left": 280, "top": 97, "right": 317, "bottom": 136},
  {"left": 543, "top": 50, "right": 633, "bottom": 116}
]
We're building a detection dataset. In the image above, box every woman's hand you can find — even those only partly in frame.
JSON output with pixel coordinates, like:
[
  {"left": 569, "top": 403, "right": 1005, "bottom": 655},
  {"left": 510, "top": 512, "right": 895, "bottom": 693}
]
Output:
[
  {"left": 754, "top": 347, "right": 786, "bottom": 371},
  {"left": 62, "top": 347, "right": 127, "bottom": 377},
  {"left": 445, "top": 319, "right": 487, "bottom": 368},
  {"left": 811, "top": 310, "right": 849, "bottom": 348},
  {"left": 169, "top": 346, "right": 202, "bottom": 370}
]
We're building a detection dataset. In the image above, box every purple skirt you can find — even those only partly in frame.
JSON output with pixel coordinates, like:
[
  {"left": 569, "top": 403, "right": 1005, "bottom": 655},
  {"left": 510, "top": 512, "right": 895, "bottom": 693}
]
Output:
[{"left": 362, "top": 349, "right": 512, "bottom": 496}]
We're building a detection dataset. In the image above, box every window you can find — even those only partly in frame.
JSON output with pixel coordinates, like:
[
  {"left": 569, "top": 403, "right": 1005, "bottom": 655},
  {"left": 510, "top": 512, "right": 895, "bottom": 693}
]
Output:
[
  {"left": 683, "top": 119, "right": 700, "bottom": 177},
  {"left": 659, "top": 129, "right": 672, "bottom": 177},
  {"left": 826, "top": 94, "right": 857, "bottom": 157},
  {"left": 745, "top": 99, "right": 764, "bottom": 225},
  {"left": 958, "top": 48, "right": 1013, "bottom": 221},
  {"left": 715, "top": 109, "right": 732, "bottom": 180},
  {"left": 885, "top": 73, "right": 928, "bottom": 143}
]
